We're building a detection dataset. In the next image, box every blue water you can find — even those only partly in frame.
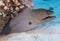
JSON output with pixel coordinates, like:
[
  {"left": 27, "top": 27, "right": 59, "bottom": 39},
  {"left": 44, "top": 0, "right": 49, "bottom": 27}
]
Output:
[{"left": 32, "top": 0, "right": 60, "bottom": 33}]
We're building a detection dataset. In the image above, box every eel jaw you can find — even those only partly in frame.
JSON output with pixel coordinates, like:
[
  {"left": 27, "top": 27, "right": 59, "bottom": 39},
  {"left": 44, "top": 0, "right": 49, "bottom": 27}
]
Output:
[{"left": 42, "top": 16, "right": 56, "bottom": 23}]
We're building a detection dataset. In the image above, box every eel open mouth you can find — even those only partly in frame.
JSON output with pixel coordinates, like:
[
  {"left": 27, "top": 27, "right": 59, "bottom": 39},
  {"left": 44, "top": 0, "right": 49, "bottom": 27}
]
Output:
[{"left": 42, "top": 16, "right": 56, "bottom": 20}]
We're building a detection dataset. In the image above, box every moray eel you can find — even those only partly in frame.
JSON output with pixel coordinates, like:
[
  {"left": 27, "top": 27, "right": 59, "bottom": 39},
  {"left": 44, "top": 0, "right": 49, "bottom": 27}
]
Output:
[{"left": 10, "top": 8, "right": 56, "bottom": 33}]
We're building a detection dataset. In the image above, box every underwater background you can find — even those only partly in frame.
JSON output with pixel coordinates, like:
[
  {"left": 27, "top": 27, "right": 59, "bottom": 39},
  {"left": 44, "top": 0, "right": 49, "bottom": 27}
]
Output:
[
  {"left": 5, "top": 0, "right": 60, "bottom": 41},
  {"left": 32, "top": 0, "right": 60, "bottom": 33}
]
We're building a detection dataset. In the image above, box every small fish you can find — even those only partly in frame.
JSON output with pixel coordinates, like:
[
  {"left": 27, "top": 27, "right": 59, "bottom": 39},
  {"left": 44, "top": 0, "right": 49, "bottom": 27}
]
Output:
[{"left": 10, "top": 8, "right": 56, "bottom": 33}]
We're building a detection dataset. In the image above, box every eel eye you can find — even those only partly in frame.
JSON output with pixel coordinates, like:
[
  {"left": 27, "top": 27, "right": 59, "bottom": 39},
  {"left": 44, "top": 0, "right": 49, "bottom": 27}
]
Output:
[{"left": 29, "top": 22, "right": 32, "bottom": 25}]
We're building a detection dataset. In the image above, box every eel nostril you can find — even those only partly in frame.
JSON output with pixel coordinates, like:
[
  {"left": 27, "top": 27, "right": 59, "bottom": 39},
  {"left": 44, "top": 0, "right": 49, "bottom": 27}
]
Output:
[{"left": 49, "top": 7, "right": 54, "bottom": 10}]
